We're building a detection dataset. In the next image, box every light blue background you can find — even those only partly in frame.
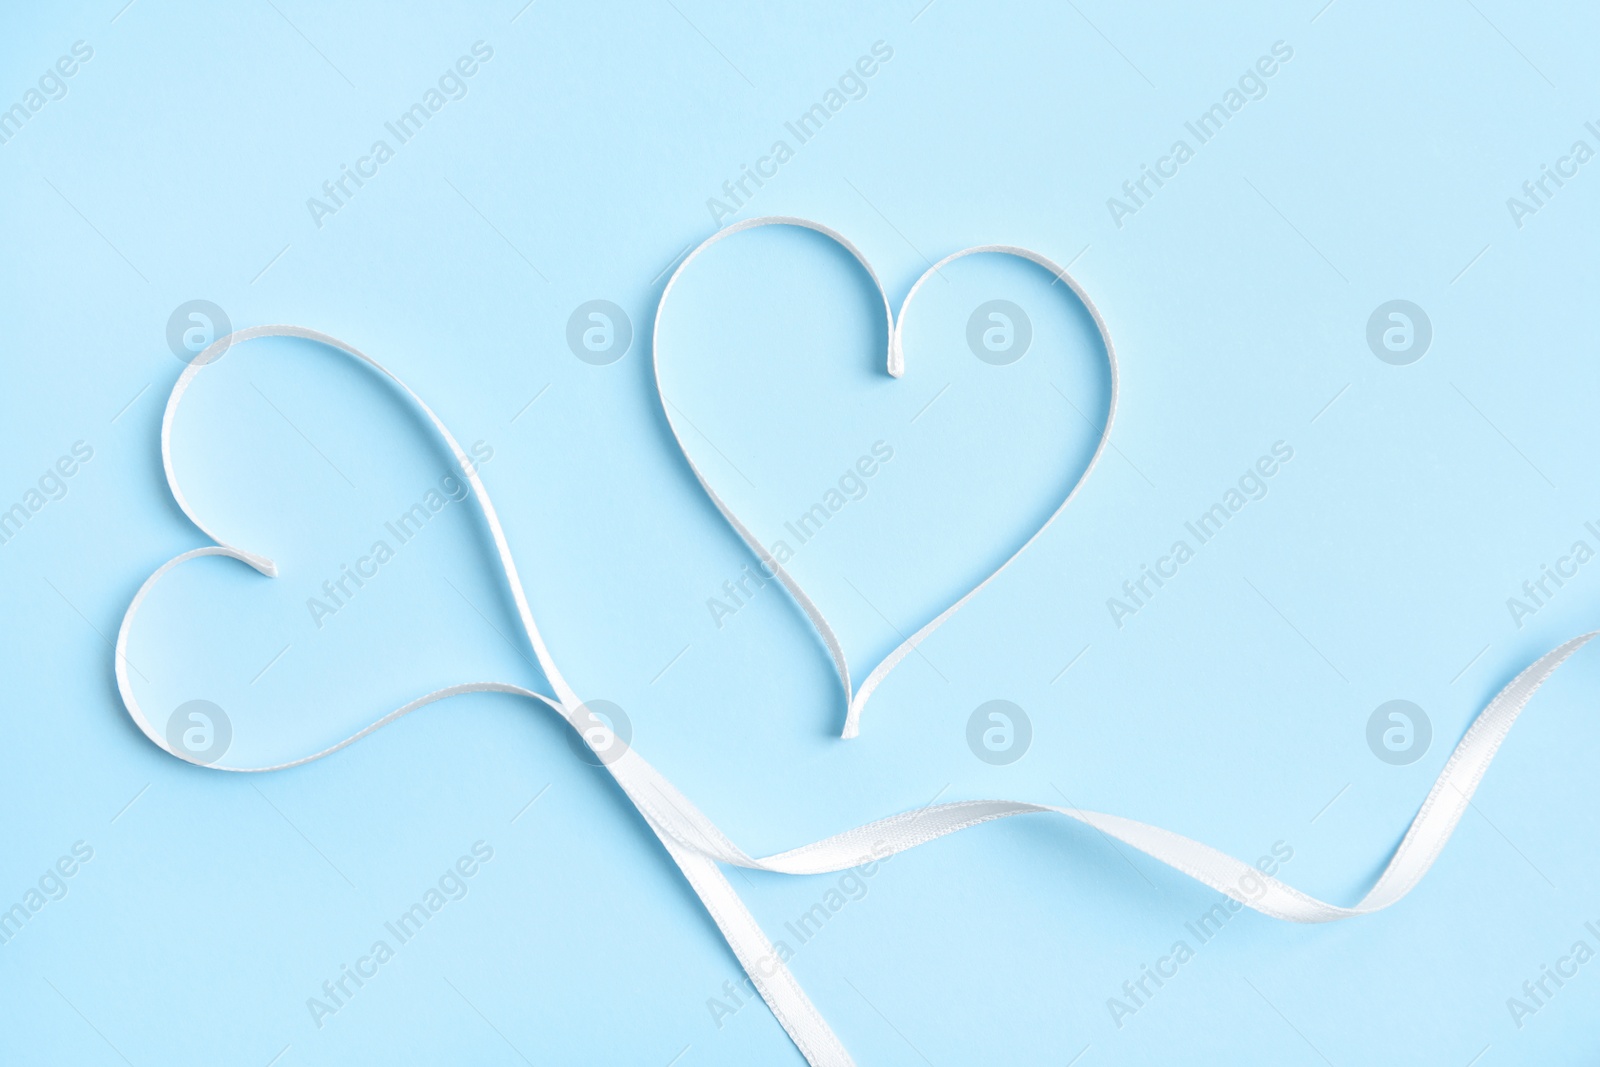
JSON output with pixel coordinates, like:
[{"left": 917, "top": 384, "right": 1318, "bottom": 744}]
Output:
[{"left": 3, "top": 1, "right": 1600, "bottom": 1064}]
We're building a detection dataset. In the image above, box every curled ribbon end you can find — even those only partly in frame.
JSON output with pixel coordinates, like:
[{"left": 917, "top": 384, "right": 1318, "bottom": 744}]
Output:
[
  {"left": 247, "top": 555, "right": 279, "bottom": 578},
  {"left": 840, "top": 704, "right": 862, "bottom": 740}
]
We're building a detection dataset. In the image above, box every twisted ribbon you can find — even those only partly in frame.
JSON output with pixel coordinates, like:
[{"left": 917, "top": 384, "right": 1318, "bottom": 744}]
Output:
[{"left": 115, "top": 219, "right": 1596, "bottom": 1066}]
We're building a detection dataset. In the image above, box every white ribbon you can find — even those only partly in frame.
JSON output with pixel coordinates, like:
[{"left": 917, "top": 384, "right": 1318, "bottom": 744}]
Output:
[
  {"left": 114, "top": 221, "right": 1598, "bottom": 1067},
  {"left": 652, "top": 216, "right": 1121, "bottom": 738}
]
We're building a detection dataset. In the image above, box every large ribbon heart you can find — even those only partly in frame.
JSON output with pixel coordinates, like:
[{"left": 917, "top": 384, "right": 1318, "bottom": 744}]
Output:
[
  {"left": 114, "top": 229, "right": 1600, "bottom": 1067},
  {"left": 650, "top": 216, "right": 1120, "bottom": 737}
]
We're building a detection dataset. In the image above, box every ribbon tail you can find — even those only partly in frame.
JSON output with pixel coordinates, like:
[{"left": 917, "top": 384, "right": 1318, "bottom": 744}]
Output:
[{"left": 652, "top": 829, "right": 856, "bottom": 1067}]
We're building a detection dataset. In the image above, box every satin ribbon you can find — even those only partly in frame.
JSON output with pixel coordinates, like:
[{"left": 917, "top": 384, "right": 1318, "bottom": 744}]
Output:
[
  {"left": 114, "top": 220, "right": 1598, "bottom": 1066},
  {"left": 652, "top": 217, "right": 1122, "bottom": 739}
]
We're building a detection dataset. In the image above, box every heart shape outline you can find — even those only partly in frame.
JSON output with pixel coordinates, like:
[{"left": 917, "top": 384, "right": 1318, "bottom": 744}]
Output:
[
  {"left": 650, "top": 217, "right": 1120, "bottom": 737},
  {"left": 114, "top": 325, "right": 591, "bottom": 772}
]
